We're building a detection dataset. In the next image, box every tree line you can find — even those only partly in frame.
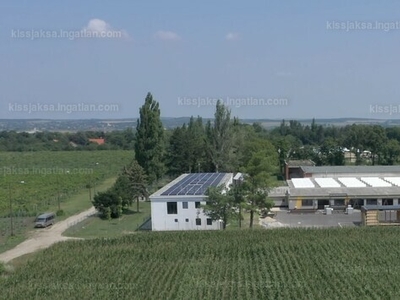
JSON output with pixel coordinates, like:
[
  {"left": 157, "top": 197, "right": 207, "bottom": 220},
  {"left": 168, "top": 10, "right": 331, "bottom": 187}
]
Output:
[
  {"left": 270, "top": 120, "right": 400, "bottom": 166},
  {"left": 0, "top": 129, "right": 135, "bottom": 151}
]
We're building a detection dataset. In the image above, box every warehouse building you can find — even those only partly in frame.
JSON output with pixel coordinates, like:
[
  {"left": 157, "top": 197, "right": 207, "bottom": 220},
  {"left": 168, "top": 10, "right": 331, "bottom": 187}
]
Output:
[
  {"left": 150, "top": 172, "right": 233, "bottom": 231},
  {"left": 269, "top": 166, "right": 400, "bottom": 210}
]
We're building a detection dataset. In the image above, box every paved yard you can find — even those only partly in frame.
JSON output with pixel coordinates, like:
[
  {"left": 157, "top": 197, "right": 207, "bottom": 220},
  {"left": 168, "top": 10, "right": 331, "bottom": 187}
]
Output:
[{"left": 260, "top": 209, "right": 362, "bottom": 228}]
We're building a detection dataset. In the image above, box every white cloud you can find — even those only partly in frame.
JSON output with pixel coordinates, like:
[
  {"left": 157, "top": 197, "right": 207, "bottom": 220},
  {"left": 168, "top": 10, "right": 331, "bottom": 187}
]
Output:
[
  {"left": 225, "top": 32, "right": 240, "bottom": 41},
  {"left": 154, "top": 30, "right": 181, "bottom": 41},
  {"left": 82, "top": 18, "right": 129, "bottom": 39}
]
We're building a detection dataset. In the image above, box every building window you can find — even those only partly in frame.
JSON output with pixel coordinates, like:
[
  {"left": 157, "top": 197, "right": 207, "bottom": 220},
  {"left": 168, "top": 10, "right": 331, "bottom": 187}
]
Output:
[
  {"left": 196, "top": 218, "right": 201, "bottom": 226},
  {"left": 195, "top": 202, "right": 201, "bottom": 208},
  {"left": 334, "top": 199, "right": 345, "bottom": 206},
  {"left": 302, "top": 199, "right": 313, "bottom": 207},
  {"left": 182, "top": 202, "right": 188, "bottom": 209},
  {"left": 174, "top": 219, "right": 178, "bottom": 222},
  {"left": 382, "top": 199, "right": 393, "bottom": 206},
  {"left": 185, "top": 218, "right": 189, "bottom": 222},
  {"left": 207, "top": 218, "right": 212, "bottom": 225},
  {"left": 167, "top": 202, "right": 178, "bottom": 214},
  {"left": 367, "top": 199, "right": 377, "bottom": 205}
]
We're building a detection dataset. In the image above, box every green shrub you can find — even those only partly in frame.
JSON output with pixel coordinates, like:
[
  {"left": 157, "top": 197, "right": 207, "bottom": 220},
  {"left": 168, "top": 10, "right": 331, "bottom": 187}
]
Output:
[{"left": 56, "top": 209, "right": 65, "bottom": 216}]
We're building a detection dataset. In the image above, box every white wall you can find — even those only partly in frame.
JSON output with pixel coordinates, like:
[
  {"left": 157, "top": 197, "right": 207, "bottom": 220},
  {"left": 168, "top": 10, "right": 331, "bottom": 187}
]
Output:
[{"left": 151, "top": 199, "right": 221, "bottom": 231}]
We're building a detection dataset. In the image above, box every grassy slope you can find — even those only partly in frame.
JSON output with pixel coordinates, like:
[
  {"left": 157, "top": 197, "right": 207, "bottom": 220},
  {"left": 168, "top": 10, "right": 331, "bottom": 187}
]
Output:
[
  {"left": 63, "top": 201, "right": 151, "bottom": 239},
  {"left": 2, "top": 228, "right": 400, "bottom": 299}
]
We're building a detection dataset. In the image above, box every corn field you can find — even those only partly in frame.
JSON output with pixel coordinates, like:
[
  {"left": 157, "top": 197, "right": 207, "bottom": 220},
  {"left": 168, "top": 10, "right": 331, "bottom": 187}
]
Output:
[{"left": 2, "top": 227, "right": 400, "bottom": 299}]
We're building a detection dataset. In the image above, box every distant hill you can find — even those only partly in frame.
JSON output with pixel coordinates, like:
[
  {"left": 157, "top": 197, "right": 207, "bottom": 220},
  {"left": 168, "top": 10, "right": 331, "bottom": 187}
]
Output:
[{"left": 0, "top": 118, "right": 398, "bottom": 132}]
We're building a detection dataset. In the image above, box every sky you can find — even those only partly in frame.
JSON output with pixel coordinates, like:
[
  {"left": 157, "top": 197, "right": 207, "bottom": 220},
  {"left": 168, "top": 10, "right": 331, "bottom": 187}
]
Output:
[{"left": 1, "top": 0, "right": 400, "bottom": 120}]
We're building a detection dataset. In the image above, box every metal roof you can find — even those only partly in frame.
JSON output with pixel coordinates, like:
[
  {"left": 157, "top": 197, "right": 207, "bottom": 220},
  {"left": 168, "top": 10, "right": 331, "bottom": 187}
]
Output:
[
  {"left": 285, "top": 160, "right": 315, "bottom": 167},
  {"left": 301, "top": 165, "right": 400, "bottom": 175},
  {"left": 287, "top": 177, "right": 400, "bottom": 198},
  {"left": 288, "top": 186, "right": 400, "bottom": 198},
  {"left": 362, "top": 205, "right": 400, "bottom": 211}
]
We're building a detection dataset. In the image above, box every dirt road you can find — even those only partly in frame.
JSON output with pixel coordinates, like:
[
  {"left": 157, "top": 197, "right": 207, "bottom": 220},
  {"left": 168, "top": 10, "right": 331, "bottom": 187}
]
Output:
[{"left": 0, "top": 206, "right": 97, "bottom": 263}]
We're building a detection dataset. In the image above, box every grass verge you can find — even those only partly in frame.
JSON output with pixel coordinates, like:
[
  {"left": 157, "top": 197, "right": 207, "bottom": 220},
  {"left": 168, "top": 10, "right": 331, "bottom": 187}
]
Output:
[{"left": 63, "top": 201, "right": 151, "bottom": 239}]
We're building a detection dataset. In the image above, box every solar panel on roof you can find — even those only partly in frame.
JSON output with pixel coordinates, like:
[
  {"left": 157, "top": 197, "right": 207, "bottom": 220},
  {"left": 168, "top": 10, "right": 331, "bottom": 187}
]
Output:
[{"left": 160, "top": 173, "right": 227, "bottom": 196}]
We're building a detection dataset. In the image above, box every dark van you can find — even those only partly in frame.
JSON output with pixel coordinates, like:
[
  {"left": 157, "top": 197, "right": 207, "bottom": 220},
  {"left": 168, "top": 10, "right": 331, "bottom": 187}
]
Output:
[{"left": 35, "top": 212, "right": 56, "bottom": 228}]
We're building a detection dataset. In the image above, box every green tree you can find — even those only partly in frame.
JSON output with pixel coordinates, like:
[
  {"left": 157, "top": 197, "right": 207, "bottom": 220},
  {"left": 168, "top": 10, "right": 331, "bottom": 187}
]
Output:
[
  {"left": 203, "top": 185, "right": 236, "bottom": 230},
  {"left": 135, "top": 92, "right": 165, "bottom": 183},
  {"left": 186, "top": 116, "right": 207, "bottom": 172},
  {"left": 122, "top": 159, "right": 148, "bottom": 211},
  {"left": 365, "top": 125, "right": 387, "bottom": 165},
  {"left": 320, "top": 137, "right": 345, "bottom": 166},
  {"left": 165, "top": 125, "right": 189, "bottom": 175},
  {"left": 383, "top": 139, "right": 400, "bottom": 165},
  {"left": 241, "top": 150, "right": 277, "bottom": 228},
  {"left": 92, "top": 190, "right": 122, "bottom": 219},
  {"left": 205, "top": 100, "right": 233, "bottom": 172}
]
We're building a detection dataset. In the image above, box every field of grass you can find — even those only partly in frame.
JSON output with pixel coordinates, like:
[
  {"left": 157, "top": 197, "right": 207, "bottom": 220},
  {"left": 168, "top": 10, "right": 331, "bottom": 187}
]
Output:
[
  {"left": 2, "top": 227, "right": 400, "bottom": 299},
  {"left": 0, "top": 150, "right": 133, "bottom": 216},
  {"left": 63, "top": 201, "right": 151, "bottom": 239}
]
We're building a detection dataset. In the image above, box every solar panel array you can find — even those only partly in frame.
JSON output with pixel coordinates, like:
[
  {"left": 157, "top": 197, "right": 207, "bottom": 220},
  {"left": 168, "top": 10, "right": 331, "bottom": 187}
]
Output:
[
  {"left": 337, "top": 177, "right": 367, "bottom": 188},
  {"left": 291, "top": 178, "right": 315, "bottom": 188},
  {"left": 314, "top": 178, "right": 341, "bottom": 188},
  {"left": 384, "top": 177, "right": 400, "bottom": 186},
  {"left": 361, "top": 177, "right": 392, "bottom": 187},
  {"left": 161, "top": 173, "right": 227, "bottom": 196}
]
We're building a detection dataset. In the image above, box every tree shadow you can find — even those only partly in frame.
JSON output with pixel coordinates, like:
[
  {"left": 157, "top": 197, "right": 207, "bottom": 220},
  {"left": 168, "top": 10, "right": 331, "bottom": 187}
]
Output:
[{"left": 122, "top": 208, "right": 140, "bottom": 215}]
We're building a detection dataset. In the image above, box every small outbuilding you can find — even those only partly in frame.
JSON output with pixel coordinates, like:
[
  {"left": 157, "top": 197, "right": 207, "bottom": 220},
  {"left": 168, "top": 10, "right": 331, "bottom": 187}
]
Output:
[{"left": 361, "top": 205, "right": 400, "bottom": 226}]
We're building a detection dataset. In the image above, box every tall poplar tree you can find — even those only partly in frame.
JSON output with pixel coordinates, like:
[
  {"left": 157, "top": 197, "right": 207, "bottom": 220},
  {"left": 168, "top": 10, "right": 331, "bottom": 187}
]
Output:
[
  {"left": 135, "top": 92, "right": 165, "bottom": 183},
  {"left": 205, "top": 100, "right": 233, "bottom": 172}
]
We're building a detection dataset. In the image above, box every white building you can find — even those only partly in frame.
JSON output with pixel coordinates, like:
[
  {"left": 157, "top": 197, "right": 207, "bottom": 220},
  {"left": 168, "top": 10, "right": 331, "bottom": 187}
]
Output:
[{"left": 150, "top": 172, "right": 233, "bottom": 231}]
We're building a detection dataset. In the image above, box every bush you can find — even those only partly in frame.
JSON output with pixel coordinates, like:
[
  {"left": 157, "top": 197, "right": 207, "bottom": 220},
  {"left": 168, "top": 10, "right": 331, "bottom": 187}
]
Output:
[{"left": 56, "top": 209, "right": 65, "bottom": 216}]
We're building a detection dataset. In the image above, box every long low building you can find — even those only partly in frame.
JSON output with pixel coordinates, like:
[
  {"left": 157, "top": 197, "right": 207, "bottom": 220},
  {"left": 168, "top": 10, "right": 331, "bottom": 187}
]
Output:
[{"left": 269, "top": 166, "right": 400, "bottom": 210}]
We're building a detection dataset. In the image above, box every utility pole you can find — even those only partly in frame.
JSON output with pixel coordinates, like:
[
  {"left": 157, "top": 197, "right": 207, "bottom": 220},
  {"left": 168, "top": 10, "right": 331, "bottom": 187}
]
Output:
[
  {"left": 8, "top": 183, "right": 14, "bottom": 236},
  {"left": 89, "top": 182, "right": 92, "bottom": 202},
  {"left": 93, "top": 163, "right": 98, "bottom": 196},
  {"left": 56, "top": 175, "right": 61, "bottom": 211}
]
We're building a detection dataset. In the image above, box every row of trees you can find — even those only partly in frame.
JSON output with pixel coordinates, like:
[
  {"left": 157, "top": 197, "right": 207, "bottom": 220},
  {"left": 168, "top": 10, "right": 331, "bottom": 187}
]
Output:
[
  {"left": 132, "top": 93, "right": 274, "bottom": 182},
  {"left": 0, "top": 129, "right": 135, "bottom": 151},
  {"left": 270, "top": 120, "right": 400, "bottom": 166}
]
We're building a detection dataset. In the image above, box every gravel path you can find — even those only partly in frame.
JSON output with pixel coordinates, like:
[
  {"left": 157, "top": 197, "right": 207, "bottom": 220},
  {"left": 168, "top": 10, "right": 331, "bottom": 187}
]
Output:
[{"left": 0, "top": 206, "right": 97, "bottom": 263}]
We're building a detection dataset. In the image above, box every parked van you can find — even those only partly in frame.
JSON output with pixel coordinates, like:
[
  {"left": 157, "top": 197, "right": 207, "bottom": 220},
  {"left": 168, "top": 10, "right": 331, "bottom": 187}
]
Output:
[{"left": 35, "top": 212, "right": 56, "bottom": 228}]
